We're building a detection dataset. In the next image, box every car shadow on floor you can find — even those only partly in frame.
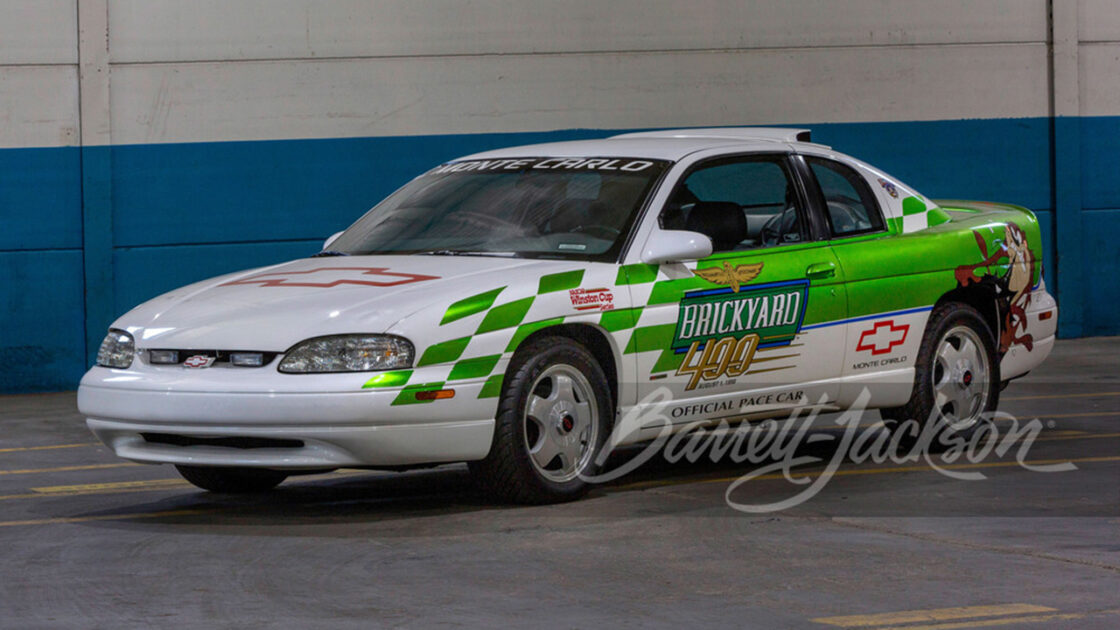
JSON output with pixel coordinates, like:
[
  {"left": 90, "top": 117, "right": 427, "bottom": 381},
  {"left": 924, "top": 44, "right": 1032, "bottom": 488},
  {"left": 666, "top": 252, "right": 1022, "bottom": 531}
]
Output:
[{"left": 70, "top": 424, "right": 865, "bottom": 532}]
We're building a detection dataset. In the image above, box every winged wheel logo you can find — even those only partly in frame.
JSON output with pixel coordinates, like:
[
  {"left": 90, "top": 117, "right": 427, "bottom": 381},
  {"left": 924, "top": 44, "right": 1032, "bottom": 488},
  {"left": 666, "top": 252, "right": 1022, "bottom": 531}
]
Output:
[{"left": 691, "top": 262, "right": 763, "bottom": 293}]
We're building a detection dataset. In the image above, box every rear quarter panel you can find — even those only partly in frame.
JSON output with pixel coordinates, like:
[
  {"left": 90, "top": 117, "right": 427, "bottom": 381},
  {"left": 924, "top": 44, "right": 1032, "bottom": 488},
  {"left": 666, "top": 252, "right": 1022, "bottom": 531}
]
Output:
[{"left": 830, "top": 202, "right": 1051, "bottom": 404}]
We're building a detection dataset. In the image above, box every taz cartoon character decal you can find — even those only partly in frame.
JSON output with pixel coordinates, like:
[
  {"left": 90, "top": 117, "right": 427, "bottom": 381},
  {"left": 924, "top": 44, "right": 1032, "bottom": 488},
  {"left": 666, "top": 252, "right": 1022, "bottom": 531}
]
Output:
[{"left": 954, "top": 223, "right": 1037, "bottom": 355}]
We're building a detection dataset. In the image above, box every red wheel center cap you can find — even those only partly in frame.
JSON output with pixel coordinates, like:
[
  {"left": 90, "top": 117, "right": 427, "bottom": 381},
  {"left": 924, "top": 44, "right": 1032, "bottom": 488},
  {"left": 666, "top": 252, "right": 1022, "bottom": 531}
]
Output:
[
  {"left": 561, "top": 416, "right": 575, "bottom": 432},
  {"left": 963, "top": 371, "right": 973, "bottom": 386}
]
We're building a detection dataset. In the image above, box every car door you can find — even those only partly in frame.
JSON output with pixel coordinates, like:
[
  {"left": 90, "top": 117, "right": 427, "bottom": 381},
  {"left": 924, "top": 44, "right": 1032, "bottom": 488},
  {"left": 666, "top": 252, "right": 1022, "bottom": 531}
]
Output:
[
  {"left": 626, "top": 153, "right": 848, "bottom": 426},
  {"left": 795, "top": 154, "right": 922, "bottom": 408}
]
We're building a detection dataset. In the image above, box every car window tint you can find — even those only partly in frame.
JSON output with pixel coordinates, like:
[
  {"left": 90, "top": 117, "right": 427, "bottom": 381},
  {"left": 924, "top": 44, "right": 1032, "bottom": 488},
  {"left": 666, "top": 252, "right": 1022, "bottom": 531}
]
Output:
[
  {"left": 806, "top": 157, "right": 884, "bottom": 236},
  {"left": 660, "top": 156, "right": 802, "bottom": 253}
]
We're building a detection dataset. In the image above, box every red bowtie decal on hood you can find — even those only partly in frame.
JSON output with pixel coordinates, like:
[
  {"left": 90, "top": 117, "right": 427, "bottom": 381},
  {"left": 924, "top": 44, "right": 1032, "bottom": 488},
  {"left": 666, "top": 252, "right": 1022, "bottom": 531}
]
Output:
[{"left": 221, "top": 267, "right": 439, "bottom": 289}]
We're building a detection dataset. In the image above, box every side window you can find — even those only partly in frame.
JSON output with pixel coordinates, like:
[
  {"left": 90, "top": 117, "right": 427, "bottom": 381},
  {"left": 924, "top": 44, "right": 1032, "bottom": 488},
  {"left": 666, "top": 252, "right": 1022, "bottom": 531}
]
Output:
[
  {"left": 806, "top": 157, "right": 884, "bottom": 237},
  {"left": 659, "top": 156, "right": 803, "bottom": 253}
]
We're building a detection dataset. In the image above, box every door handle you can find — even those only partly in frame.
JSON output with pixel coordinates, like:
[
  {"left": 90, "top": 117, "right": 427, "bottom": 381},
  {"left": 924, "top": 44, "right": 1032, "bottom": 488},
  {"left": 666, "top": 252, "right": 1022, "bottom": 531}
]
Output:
[{"left": 806, "top": 261, "right": 837, "bottom": 280}]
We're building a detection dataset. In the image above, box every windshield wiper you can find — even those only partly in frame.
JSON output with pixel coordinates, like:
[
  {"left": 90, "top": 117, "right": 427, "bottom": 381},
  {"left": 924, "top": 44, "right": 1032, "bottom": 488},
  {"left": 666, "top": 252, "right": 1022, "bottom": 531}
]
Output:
[{"left": 311, "top": 250, "right": 351, "bottom": 258}]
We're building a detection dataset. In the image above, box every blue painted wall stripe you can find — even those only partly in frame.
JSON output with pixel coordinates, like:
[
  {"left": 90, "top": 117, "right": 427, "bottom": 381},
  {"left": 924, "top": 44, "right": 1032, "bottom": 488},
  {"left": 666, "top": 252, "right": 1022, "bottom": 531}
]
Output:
[
  {"left": 80, "top": 145, "right": 115, "bottom": 367},
  {"left": 1051, "top": 116, "right": 1085, "bottom": 337}
]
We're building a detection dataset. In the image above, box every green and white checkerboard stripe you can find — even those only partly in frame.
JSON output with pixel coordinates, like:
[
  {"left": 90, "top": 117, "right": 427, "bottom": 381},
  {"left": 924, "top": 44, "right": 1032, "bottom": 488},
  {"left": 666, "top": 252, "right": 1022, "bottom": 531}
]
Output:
[
  {"left": 359, "top": 259, "right": 805, "bottom": 404},
  {"left": 363, "top": 269, "right": 599, "bottom": 403},
  {"left": 895, "top": 196, "right": 952, "bottom": 233}
]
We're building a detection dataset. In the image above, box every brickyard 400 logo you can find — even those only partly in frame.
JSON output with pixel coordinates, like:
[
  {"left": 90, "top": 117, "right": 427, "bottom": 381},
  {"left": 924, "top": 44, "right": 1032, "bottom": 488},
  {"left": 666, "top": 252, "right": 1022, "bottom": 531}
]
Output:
[{"left": 673, "top": 276, "right": 809, "bottom": 390}]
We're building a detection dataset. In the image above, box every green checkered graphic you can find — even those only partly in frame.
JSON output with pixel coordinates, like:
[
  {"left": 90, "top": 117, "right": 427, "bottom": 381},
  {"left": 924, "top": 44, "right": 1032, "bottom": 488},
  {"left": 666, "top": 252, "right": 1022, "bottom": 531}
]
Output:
[
  {"left": 647, "top": 274, "right": 709, "bottom": 305},
  {"left": 448, "top": 354, "right": 502, "bottom": 381},
  {"left": 902, "top": 196, "right": 927, "bottom": 216},
  {"left": 371, "top": 266, "right": 634, "bottom": 399},
  {"left": 616, "top": 263, "right": 658, "bottom": 285},
  {"left": 599, "top": 307, "right": 642, "bottom": 332},
  {"left": 417, "top": 336, "right": 471, "bottom": 367},
  {"left": 441, "top": 287, "right": 505, "bottom": 325},
  {"left": 623, "top": 323, "right": 683, "bottom": 373},
  {"left": 899, "top": 196, "right": 952, "bottom": 233},
  {"left": 478, "top": 374, "right": 504, "bottom": 399},
  {"left": 505, "top": 317, "right": 564, "bottom": 352},
  {"left": 405, "top": 288, "right": 551, "bottom": 398},
  {"left": 476, "top": 296, "right": 535, "bottom": 335},
  {"left": 538, "top": 270, "right": 584, "bottom": 294},
  {"left": 362, "top": 369, "right": 412, "bottom": 389}
]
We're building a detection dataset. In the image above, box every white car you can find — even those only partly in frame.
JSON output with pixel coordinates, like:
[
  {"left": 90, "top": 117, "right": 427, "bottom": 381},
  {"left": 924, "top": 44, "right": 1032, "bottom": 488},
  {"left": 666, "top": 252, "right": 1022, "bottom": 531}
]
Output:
[{"left": 78, "top": 128, "right": 1057, "bottom": 502}]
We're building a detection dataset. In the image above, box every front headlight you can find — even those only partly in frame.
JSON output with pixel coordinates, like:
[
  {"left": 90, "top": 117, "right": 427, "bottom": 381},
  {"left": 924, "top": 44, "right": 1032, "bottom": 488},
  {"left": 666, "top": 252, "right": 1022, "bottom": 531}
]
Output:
[
  {"left": 96, "top": 329, "right": 135, "bottom": 369},
  {"left": 278, "top": 335, "right": 414, "bottom": 374}
]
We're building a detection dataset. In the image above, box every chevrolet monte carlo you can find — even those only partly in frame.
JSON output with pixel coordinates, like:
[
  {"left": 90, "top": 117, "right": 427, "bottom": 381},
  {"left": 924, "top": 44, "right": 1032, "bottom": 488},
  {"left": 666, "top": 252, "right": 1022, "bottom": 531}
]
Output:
[{"left": 78, "top": 128, "right": 1057, "bottom": 503}]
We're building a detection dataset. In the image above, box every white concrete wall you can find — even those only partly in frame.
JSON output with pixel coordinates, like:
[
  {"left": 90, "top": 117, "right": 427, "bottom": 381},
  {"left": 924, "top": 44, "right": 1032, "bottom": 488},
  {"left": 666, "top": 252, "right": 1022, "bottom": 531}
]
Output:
[
  {"left": 1079, "top": 0, "right": 1120, "bottom": 117},
  {"left": 0, "top": 0, "right": 1114, "bottom": 145},
  {"left": 1, "top": 0, "right": 1067, "bottom": 148},
  {"left": 108, "top": 0, "right": 1047, "bottom": 61},
  {"left": 0, "top": 0, "right": 78, "bottom": 148},
  {"left": 104, "top": 0, "right": 1051, "bottom": 143}
]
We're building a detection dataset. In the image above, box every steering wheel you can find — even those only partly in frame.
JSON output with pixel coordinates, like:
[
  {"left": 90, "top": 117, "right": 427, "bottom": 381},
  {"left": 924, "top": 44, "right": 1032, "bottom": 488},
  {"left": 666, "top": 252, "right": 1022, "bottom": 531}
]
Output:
[
  {"left": 825, "top": 195, "right": 866, "bottom": 233},
  {"left": 445, "top": 211, "right": 519, "bottom": 233},
  {"left": 760, "top": 206, "right": 798, "bottom": 246}
]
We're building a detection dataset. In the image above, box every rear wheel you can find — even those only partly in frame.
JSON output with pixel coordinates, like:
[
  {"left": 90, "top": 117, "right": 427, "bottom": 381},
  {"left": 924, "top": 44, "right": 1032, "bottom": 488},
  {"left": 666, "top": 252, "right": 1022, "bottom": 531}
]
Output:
[
  {"left": 882, "top": 302, "right": 1000, "bottom": 451},
  {"left": 175, "top": 465, "right": 288, "bottom": 493},
  {"left": 470, "top": 336, "right": 613, "bottom": 504}
]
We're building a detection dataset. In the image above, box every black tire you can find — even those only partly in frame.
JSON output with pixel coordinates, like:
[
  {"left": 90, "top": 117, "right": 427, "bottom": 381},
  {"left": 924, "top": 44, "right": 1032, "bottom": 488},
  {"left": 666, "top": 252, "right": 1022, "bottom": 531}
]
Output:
[
  {"left": 469, "top": 336, "right": 614, "bottom": 504},
  {"left": 881, "top": 302, "right": 1000, "bottom": 452},
  {"left": 175, "top": 465, "right": 288, "bottom": 493}
]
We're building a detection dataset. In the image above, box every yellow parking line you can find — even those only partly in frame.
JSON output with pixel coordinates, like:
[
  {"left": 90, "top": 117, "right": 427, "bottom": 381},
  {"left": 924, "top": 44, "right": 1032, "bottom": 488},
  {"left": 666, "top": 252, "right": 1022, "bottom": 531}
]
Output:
[
  {"left": 870, "top": 610, "right": 1120, "bottom": 630},
  {"left": 0, "top": 509, "right": 217, "bottom": 528},
  {"left": 0, "top": 463, "right": 137, "bottom": 476},
  {"left": 0, "top": 442, "right": 100, "bottom": 454},
  {"left": 0, "top": 485, "right": 191, "bottom": 502},
  {"left": 1036, "top": 431, "right": 1120, "bottom": 442},
  {"left": 31, "top": 478, "right": 188, "bottom": 494},
  {"left": 1038, "top": 411, "right": 1120, "bottom": 419},
  {"left": 1004, "top": 391, "right": 1120, "bottom": 401},
  {"left": 615, "top": 455, "right": 1120, "bottom": 492},
  {"left": 813, "top": 603, "right": 1055, "bottom": 627},
  {"left": 0, "top": 469, "right": 379, "bottom": 502}
]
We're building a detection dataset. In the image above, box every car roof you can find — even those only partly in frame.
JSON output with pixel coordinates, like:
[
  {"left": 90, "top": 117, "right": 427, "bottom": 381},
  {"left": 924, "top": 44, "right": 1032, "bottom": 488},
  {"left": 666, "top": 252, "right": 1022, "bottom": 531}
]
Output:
[{"left": 455, "top": 127, "right": 830, "bottom": 162}]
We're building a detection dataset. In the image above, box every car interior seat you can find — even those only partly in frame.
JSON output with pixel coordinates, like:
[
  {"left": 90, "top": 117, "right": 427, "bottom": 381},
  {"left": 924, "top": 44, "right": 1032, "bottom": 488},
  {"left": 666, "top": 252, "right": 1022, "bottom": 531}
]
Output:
[{"left": 683, "top": 201, "right": 747, "bottom": 252}]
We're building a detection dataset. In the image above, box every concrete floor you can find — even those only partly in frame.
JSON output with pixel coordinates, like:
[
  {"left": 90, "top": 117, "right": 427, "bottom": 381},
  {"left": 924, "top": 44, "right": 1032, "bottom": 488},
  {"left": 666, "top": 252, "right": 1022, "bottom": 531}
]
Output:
[{"left": 1, "top": 338, "right": 1118, "bottom": 629}]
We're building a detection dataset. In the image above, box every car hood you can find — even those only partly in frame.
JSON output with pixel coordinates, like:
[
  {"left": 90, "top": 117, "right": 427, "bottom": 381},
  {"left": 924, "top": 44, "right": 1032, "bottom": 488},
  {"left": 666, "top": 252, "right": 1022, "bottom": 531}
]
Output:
[{"left": 114, "top": 255, "right": 563, "bottom": 351}]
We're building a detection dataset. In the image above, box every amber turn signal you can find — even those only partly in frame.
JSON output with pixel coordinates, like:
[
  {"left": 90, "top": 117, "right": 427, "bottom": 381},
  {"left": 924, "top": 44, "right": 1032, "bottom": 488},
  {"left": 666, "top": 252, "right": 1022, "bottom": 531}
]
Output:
[{"left": 415, "top": 389, "right": 455, "bottom": 401}]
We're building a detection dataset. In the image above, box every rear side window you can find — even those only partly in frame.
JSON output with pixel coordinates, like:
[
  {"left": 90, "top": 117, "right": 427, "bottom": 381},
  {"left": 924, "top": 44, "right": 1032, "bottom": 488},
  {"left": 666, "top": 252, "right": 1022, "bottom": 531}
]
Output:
[{"left": 806, "top": 157, "right": 884, "bottom": 237}]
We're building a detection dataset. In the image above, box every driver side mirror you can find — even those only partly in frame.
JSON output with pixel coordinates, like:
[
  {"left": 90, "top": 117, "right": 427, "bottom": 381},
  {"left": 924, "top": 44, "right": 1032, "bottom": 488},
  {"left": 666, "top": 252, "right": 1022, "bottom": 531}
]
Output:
[
  {"left": 323, "top": 231, "right": 344, "bottom": 250},
  {"left": 640, "top": 228, "right": 713, "bottom": 264}
]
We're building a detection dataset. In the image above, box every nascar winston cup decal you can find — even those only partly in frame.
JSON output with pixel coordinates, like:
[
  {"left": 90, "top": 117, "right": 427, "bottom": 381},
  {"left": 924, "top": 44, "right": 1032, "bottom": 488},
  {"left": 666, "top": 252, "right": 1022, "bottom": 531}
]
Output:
[{"left": 673, "top": 271, "right": 809, "bottom": 390}]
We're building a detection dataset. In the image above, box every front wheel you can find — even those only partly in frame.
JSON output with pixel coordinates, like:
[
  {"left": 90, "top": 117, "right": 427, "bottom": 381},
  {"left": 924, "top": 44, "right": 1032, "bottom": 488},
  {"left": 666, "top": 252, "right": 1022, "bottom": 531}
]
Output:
[
  {"left": 175, "top": 465, "right": 288, "bottom": 493},
  {"left": 881, "top": 302, "right": 1000, "bottom": 451},
  {"left": 469, "top": 337, "right": 613, "bottom": 504}
]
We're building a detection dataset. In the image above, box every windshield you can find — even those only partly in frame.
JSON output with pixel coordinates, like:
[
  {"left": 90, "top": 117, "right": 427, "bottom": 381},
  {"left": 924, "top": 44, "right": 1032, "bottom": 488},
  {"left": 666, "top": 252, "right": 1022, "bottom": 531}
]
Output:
[{"left": 328, "top": 157, "right": 670, "bottom": 260}]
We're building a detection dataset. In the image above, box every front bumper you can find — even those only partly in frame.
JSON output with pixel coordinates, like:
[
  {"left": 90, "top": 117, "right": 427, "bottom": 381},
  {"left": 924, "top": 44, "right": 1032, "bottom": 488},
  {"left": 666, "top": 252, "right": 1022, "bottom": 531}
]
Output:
[{"left": 78, "top": 367, "right": 497, "bottom": 469}]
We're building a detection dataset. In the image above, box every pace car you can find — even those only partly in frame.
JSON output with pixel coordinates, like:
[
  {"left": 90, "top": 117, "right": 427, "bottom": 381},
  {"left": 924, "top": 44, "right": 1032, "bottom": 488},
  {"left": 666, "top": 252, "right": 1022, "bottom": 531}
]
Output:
[{"left": 78, "top": 128, "right": 1057, "bottom": 502}]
